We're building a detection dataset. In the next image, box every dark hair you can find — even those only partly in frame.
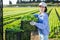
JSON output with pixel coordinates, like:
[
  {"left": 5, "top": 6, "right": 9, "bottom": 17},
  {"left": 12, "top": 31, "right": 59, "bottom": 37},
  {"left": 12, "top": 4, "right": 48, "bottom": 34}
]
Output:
[{"left": 44, "top": 7, "right": 47, "bottom": 12}]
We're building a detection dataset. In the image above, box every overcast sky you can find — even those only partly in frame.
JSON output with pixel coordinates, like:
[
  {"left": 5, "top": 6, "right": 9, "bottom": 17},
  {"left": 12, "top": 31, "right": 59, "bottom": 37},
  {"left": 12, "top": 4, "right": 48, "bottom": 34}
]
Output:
[
  {"left": 3, "top": 0, "right": 60, "bottom": 5},
  {"left": 3, "top": 0, "right": 17, "bottom": 5}
]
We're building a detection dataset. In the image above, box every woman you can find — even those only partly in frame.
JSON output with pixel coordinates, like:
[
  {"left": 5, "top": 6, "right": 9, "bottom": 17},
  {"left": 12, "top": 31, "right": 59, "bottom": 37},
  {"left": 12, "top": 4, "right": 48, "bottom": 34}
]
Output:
[{"left": 30, "top": 2, "right": 50, "bottom": 40}]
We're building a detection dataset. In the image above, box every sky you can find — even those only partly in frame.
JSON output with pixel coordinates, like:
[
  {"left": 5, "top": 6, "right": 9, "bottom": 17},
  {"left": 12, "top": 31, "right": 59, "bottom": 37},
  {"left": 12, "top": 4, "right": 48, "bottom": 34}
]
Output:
[
  {"left": 3, "top": 0, "right": 17, "bottom": 5},
  {"left": 3, "top": 0, "right": 60, "bottom": 5}
]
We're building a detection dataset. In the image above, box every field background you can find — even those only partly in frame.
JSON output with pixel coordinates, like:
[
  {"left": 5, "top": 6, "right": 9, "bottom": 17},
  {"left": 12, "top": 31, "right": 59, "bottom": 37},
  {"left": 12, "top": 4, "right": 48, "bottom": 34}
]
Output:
[{"left": 3, "top": 6, "right": 60, "bottom": 40}]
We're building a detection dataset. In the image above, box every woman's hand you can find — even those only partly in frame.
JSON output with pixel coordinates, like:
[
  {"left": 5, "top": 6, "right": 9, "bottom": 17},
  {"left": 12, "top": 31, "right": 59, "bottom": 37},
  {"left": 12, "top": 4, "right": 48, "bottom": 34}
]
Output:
[{"left": 30, "top": 21, "right": 36, "bottom": 25}]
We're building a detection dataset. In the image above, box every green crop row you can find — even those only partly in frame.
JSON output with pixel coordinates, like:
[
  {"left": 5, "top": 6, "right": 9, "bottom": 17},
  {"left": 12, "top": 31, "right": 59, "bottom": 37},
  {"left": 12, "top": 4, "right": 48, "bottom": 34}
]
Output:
[
  {"left": 55, "top": 7, "right": 60, "bottom": 16},
  {"left": 49, "top": 8, "right": 60, "bottom": 38},
  {"left": 3, "top": 10, "right": 39, "bottom": 25}
]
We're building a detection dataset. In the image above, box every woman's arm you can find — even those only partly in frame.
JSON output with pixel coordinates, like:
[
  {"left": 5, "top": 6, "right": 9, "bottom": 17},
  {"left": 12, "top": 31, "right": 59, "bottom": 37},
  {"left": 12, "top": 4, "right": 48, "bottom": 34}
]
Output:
[{"left": 35, "top": 15, "right": 48, "bottom": 29}]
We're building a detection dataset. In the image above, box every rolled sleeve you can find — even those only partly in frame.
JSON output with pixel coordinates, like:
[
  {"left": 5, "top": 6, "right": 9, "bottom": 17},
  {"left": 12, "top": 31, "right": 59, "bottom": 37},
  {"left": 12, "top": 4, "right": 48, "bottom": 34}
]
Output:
[{"left": 33, "top": 14, "right": 38, "bottom": 18}]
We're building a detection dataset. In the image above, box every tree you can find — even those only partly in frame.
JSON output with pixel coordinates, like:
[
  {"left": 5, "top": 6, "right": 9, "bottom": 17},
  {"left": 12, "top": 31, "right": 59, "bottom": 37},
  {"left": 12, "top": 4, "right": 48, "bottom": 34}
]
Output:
[
  {"left": 9, "top": 1, "right": 12, "bottom": 4},
  {"left": 37, "top": 0, "right": 40, "bottom": 2},
  {"left": 33, "top": 0, "right": 35, "bottom": 2},
  {"left": 30, "top": 0, "right": 31, "bottom": 2},
  {"left": 16, "top": 0, "right": 20, "bottom": 4}
]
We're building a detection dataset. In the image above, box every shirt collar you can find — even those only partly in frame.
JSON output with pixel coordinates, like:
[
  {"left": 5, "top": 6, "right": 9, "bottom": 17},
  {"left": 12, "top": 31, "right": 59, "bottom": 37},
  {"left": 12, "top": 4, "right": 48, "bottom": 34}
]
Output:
[{"left": 40, "top": 12, "right": 46, "bottom": 16}]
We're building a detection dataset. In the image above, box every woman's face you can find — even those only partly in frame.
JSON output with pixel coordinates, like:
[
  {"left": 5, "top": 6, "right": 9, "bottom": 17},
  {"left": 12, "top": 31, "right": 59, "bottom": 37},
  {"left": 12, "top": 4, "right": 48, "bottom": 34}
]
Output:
[{"left": 39, "top": 6, "right": 45, "bottom": 13}]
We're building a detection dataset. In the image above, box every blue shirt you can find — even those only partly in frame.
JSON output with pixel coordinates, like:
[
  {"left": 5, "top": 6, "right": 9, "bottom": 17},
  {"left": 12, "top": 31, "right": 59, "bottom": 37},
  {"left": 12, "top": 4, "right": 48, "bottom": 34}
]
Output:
[{"left": 33, "top": 12, "right": 50, "bottom": 35}]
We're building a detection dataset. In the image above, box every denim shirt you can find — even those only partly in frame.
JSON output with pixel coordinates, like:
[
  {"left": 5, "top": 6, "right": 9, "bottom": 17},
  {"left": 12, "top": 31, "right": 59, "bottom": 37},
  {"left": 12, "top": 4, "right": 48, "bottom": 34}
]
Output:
[{"left": 33, "top": 12, "right": 50, "bottom": 35}]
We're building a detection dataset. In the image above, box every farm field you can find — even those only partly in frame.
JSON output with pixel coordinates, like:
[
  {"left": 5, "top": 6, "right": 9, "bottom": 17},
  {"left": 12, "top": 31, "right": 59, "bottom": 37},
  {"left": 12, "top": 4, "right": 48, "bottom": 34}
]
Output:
[{"left": 3, "top": 7, "right": 60, "bottom": 40}]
